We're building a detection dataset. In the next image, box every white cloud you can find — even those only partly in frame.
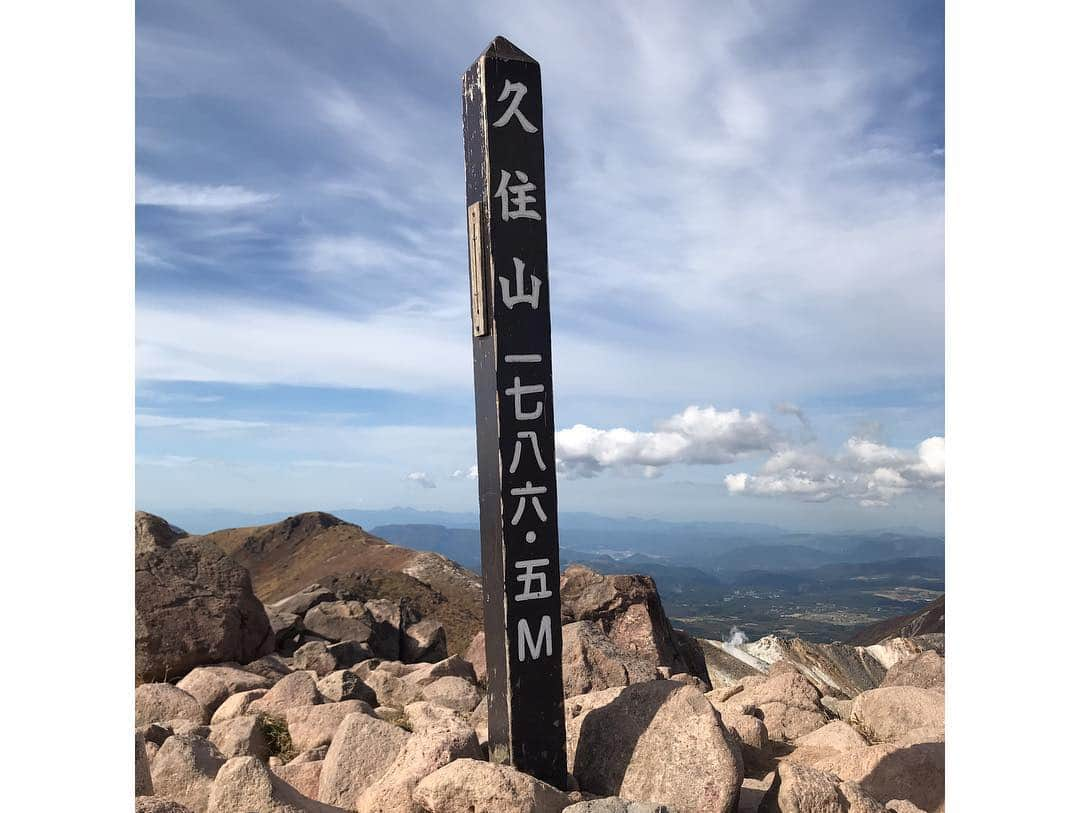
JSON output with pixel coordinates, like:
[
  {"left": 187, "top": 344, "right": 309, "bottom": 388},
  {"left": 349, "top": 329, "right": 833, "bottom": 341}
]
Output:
[
  {"left": 405, "top": 471, "right": 436, "bottom": 489},
  {"left": 450, "top": 465, "right": 478, "bottom": 480},
  {"left": 136, "top": 176, "right": 276, "bottom": 210},
  {"left": 726, "top": 435, "right": 944, "bottom": 505},
  {"left": 555, "top": 406, "right": 777, "bottom": 477},
  {"left": 136, "top": 414, "right": 269, "bottom": 432}
]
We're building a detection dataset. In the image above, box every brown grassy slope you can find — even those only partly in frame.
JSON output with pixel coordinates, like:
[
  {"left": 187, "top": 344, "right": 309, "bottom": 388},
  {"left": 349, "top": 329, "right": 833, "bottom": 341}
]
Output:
[
  {"left": 846, "top": 595, "right": 945, "bottom": 646},
  {"left": 192, "top": 511, "right": 482, "bottom": 655}
]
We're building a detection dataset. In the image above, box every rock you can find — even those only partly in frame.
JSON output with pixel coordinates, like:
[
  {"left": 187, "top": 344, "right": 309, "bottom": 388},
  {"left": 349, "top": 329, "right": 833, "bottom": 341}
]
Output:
[
  {"left": 267, "top": 608, "right": 303, "bottom": 647},
  {"left": 167, "top": 719, "right": 212, "bottom": 738},
  {"left": 290, "top": 747, "right": 330, "bottom": 764},
  {"left": 850, "top": 687, "right": 944, "bottom": 743},
  {"left": 559, "top": 565, "right": 710, "bottom": 688},
  {"left": 137, "top": 683, "right": 209, "bottom": 726},
  {"left": 317, "top": 712, "right": 411, "bottom": 808},
  {"left": 567, "top": 681, "right": 741, "bottom": 812},
  {"left": 365, "top": 598, "right": 405, "bottom": 659},
  {"left": 669, "top": 672, "right": 710, "bottom": 692},
  {"left": 561, "top": 620, "right": 656, "bottom": 697},
  {"left": 136, "top": 512, "right": 274, "bottom": 682},
  {"left": 462, "top": 632, "right": 487, "bottom": 684},
  {"left": 413, "top": 758, "right": 570, "bottom": 812},
  {"left": 272, "top": 585, "right": 336, "bottom": 617},
  {"left": 405, "top": 701, "right": 466, "bottom": 732},
  {"left": 178, "top": 666, "right": 273, "bottom": 713},
  {"left": 287, "top": 701, "right": 374, "bottom": 752},
  {"left": 705, "top": 684, "right": 744, "bottom": 705},
  {"left": 136, "top": 510, "right": 188, "bottom": 552},
  {"left": 211, "top": 689, "right": 268, "bottom": 724},
  {"left": 401, "top": 655, "right": 478, "bottom": 688},
  {"left": 722, "top": 670, "right": 828, "bottom": 742},
  {"left": 879, "top": 652, "right": 945, "bottom": 692},
  {"left": 716, "top": 709, "right": 768, "bottom": 765},
  {"left": 402, "top": 617, "right": 448, "bottom": 664},
  {"left": 318, "top": 670, "right": 378, "bottom": 704},
  {"left": 137, "top": 731, "right": 154, "bottom": 795},
  {"left": 141, "top": 722, "right": 174, "bottom": 747},
  {"left": 886, "top": 802, "right": 929, "bottom": 813},
  {"left": 293, "top": 641, "right": 338, "bottom": 677},
  {"left": 356, "top": 712, "right": 482, "bottom": 813},
  {"left": 421, "top": 676, "right": 482, "bottom": 714},
  {"left": 250, "top": 672, "right": 322, "bottom": 716},
  {"left": 813, "top": 741, "right": 945, "bottom": 813},
  {"left": 563, "top": 801, "right": 670, "bottom": 813},
  {"left": 303, "top": 601, "right": 375, "bottom": 645},
  {"left": 273, "top": 760, "right": 325, "bottom": 801},
  {"left": 794, "top": 721, "right": 869, "bottom": 752},
  {"left": 208, "top": 755, "right": 341, "bottom": 812},
  {"left": 328, "top": 640, "right": 375, "bottom": 669},
  {"left": 820, "top": 696, "right": 853, "bottom": 721},
  {"left": 362, "top": 668, "right": 425, "bottom": 709},
  {"left": 243, "top": 653, "right": 295, "bottom": 681},
  {"left": 762, "top": 762, "right": 886, "bottom": 813},
  {"left": 150, "top": 734, "right": 226, "bottom": 813},
  {"left": 209, "top": 715, "right": 270, "bottom": 759},
  {"left": 136, "top": 798, "right": 196, "bottom": 813}
]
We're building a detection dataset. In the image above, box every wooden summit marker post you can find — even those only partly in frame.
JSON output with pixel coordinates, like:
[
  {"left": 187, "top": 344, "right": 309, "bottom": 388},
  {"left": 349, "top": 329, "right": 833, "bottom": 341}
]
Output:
[{"left": 461, "top": 36, "right": 567, "bottom": 788}]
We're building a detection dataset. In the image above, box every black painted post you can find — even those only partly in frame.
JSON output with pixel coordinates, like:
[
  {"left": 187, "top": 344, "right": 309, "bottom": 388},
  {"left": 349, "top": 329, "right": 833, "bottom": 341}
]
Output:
[{"left": 461, "top": 36, "right": 567, "bottom": 789}]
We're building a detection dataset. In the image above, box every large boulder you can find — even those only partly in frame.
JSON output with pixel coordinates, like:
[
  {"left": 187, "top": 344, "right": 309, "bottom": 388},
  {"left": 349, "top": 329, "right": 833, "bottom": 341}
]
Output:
[
  {"left": 561, "top": 620, "right": 656, "bottom": 697},
  {"left": 413, "top": 758, "right": 570, "bottom": 812},
  {"left": 318, "top": 670, "right": 377, "bottom": 704},
  {"left": 177, "top": 666, "right": 273, "bottom": 713},
  {"left": 562, "top": 801, "right": 669, "bottom": 813},
  {"left": 760, "top": 762, "right": 886, "bottom": 812},
  {"left": 361, "top": 669, "right": 425, "bottom": 709},
  {"left": 273, "top": 760, "right": 324, "bottom": 801},
  {"left": 365, "top": 598, "right": 406, "bottom": 659},
  {"left": 421, "top": 676, "right": 481, "bottom": 714},
  {"left": 293, "top": 641, "right": 338, "bottom": 677},
  {"left": 137, "top": 683, "right": 209, "bottom": 726},
  {"left": 287, "top": 701, "right": 374, "bottom": 752},
  {"left": 813, "top": 741, "right": 945, "bottom": 813},
  {"left": 560, "top": 565, "right": 710, "bottom": 687},
  {"left": 401, "top": 655, "right": 478, "bottom": 688},
  {"left": 879, "top": 652, "right": 945, "bottom": 692},
  {"left": 207, "top": 755, "right": 342, "bottom": 812},
  {"left": 566, "top": 681, "right": 742, "bottom": 812},
  {"left": 150, "top": 734, "right": 226, "bottom": 813},
  {"left": 136, "top": 512, "right": 274, "bottom": 682},
  {"left": 211, "top": 689, "right": 267, "bottom": 724},
  {"left": 317, "top": 712, "right": 411, "bottom": 808},
  {"left": 402, "top": 617, "right": 448, "bottom": 663},
  {"left": 250, "top": 672, "right": 323, "bottom": 717},
  {"left": 208, "top": 715, "right": 270, "bottom": 759},
  {"left": 850, "top": 687, "right": 944, "bottom": 743},
  {"left": 303, "top": 601, "right": 375, "bottom": 645},
  {"left": 721, "top": 670, "right": 828, "bottom": 742},
  {"left": 356, "top": 712, "right": 482, "bottom": 813}
]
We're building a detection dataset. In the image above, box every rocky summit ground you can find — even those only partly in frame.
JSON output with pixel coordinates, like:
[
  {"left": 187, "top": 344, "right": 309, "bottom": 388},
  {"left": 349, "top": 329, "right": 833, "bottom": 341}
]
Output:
[{"left": 135, "top": 510, "right": 946, "bottom": 813}]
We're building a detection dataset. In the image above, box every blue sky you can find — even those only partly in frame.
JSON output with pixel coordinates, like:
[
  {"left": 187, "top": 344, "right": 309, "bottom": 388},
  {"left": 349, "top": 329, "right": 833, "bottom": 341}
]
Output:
[{"left": 136, "top": 0, "right": 944, "bottom": 532}]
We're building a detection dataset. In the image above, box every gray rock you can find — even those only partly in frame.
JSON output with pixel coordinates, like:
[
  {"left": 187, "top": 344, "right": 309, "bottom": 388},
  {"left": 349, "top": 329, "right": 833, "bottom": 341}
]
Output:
[
  {"left": 364, "top": 598, "right": 404, "bottom": 660},
  {"left": 207, "top": 755, "right": 342, "bottom": 812},
  {"left": 293, "top": 641, "right": 338, "bottom": 677},
  {"left": 271, "top": 585, "right": 336, "bottom": 617},
  {"left": 286, "top": 700, "right": 374, "bottom": 752},
  {"left": 150, "top": 734, "right": 226, "bottom": 813},
  {"left": 208, "top": 715, "right": 270, "bottom": 759},
  {"left": 135, "top": 798, "right": 195, "bottom": 813},
  {"left": 317, "top": 670, "right": 377, "bottom": 704},
  {"left": 250, "top": 672, "right": 322, "bottom": 716},
  {"left": 401, "top": 617, "right": 447, "bottom": 663},
  {"left": 210, "top": 689, "right": 267, "bottom": 724},
  {"left": 421, "top": 676, "right": 482, "bottom": 714},
  {"left": 303, "top": 601, "right": 375, "bottom": 645},
  {"left": 317, "top": 712, "right": 411, "bottom": 808},
  {"left": 136, "top": 512, "right": 274, "bottom": 682},
  {"left": 413, "top": 758, "right": 570, "bottom": 812},
  {"left": 137, "top": 683, "right": 208, "bottom": 726},
  {"left": 177, "top": 665, "right": 273, "bottom": 713},
  {"left": 327, "top": 640, "right": 374, "bottom": 669}
]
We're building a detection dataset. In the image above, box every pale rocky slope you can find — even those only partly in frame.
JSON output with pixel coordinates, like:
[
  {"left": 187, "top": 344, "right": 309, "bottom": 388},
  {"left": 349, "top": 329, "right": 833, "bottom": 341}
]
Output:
[{"left": 135, "top": 511, "right": 945, "bottom": 813}]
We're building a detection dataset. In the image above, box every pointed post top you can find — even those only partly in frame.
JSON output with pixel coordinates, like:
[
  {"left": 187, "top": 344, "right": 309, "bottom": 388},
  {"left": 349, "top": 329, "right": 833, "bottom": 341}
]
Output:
[{"left": 482, "top": 35, "right": 538, "bottom": 65}]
